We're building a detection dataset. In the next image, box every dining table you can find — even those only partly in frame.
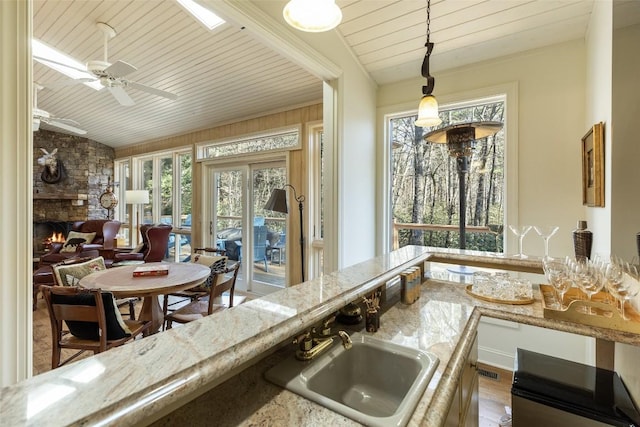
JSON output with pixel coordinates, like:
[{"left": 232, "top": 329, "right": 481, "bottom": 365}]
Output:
[{"left": 78, "top": 262, "right": 210, "bottom": 335}]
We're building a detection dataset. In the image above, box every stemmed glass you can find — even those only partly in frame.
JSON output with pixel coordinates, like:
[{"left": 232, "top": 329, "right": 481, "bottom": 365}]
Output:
[
  {"left": 604, "top": 259, "right": 640, "bottom": 320},
  {"left": 509, "top": 225, "right": 532, "bottom": 258},
  {"left": 571, "top": 259, "right": 604, "bottom": 314},
  {"left": 533, "top": 226, "right": 559, "bottom": 260},
  {"left": 543, "top": 258, "right": 571, "bottom": 309}
]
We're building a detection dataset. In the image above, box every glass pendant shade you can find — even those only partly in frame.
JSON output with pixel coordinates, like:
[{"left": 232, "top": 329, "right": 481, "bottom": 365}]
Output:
[
  {"left": 415, "top": 95, "right": 442, "bottom": 127},
  {"left": 283, "top": 0, "right": 342, "bottom": 32}
]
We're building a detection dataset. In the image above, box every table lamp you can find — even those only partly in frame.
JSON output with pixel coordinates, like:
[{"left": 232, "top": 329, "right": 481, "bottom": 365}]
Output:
[{"left": 125, "top": 190, "right": 149, "bottom": 246}]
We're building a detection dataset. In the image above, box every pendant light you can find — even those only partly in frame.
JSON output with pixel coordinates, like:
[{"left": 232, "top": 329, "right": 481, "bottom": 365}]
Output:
[
  {"left": 283, "top": 0, "right": 342, "bottom": 33},
  {"left": 415, "top": 0, "right": 442, "bottom": 127}
]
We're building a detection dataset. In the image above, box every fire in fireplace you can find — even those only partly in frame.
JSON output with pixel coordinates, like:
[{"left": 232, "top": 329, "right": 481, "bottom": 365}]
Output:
[{"left": 33, "top": 221, "right": 74, "bottom": 255}]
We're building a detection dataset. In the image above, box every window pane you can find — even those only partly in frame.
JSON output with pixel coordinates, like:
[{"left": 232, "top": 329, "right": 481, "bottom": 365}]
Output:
[
  {"left": 160, "top": 156, "right": 173, "bottom": 224},
  {"left": 390, "top": 99, "right": 505, "bottom": 252},
  {"left": 142, "top": 159, "right": 153, "bottom": 225},
  {"left": 202, "top": 131, "right": 298, "bottom": 158},
  {"left": 179, "top": 153, "right": 192, "bottom": 228}
]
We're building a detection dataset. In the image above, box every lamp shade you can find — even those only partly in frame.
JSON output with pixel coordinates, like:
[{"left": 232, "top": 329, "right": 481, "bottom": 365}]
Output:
[
  {"left": 283, "top": 0, "right": 342, "bottom": 32},
  {"left": 424, "top": 121, "right": 503, "bottom": 144},
  {"left": 125, "top": 190, "right": 149, "bottom": 205},
  {"left": 264, "top": 189, "right": 288, "bottom": 214},
  {"left": 415, "top": 95, "right": 442, "bottom": 127}
]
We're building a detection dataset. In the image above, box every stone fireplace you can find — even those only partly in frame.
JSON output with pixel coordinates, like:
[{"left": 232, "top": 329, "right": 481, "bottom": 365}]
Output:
[{"left": 33, "top": 129, "right": 115, "bottom": 255}]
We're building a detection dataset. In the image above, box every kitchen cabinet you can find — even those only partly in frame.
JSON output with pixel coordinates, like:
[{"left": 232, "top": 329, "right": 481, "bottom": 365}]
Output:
[{"left": 446, "top": 332, "right": 479, "bottom": 427}]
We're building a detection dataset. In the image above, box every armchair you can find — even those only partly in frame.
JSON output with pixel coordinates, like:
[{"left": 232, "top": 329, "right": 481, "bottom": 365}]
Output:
[
  {"left": 39, "top": 220, "right": 121, "bottom": 267},
  {"left": 114, "top": 224, "right": 172, "bottom": 263}
]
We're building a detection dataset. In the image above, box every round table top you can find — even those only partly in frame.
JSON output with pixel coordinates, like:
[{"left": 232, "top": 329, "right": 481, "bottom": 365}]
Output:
[{"left": 78, "top": 262, "right": 210, "bottom": 298}]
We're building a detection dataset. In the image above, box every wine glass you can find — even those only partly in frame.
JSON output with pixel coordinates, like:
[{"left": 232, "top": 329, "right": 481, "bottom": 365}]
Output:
[
  {"left": 543, "top": 258, "right": 570, "bottom": 309},
  {"left": 509, "top": 225, "right": 532, "bottom": 258},
  {"left": 533, "top": 226, "right": 559, "bottom": 260},
  {"left": 604, "top": 260, "right": 639, "bottom": 320},
  {"left": 572, "top": 260, "right": 604, "bottom": 314}
]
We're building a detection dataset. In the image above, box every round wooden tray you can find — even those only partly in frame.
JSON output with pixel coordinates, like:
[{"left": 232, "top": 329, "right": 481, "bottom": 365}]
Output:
[{"left": 465, "top": 285, "right": 535, "bottom": 305}]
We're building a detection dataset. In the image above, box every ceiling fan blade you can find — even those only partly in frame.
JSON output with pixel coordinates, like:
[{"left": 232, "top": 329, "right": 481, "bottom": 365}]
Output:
[
  {"left": 128, "top": 81, "right": 178, "bottom": 100},
  {"left": 43, "top": 118, "right": 87, "bottom": 135},
  {"left": 104, "top": 60, "right": 137, "bottom": 77},
  {"left": 40, "top": 78, "right": 96, "bottom": 89},
  {"left": 107, "top": 85, "right": 135, "bottom": 106},
  {"left": 33, "top": 55, "right": 89, "bottom": 74}
]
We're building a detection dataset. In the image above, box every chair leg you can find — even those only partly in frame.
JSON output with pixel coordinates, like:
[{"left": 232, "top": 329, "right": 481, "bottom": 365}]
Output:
[{"left": 128, "top": 299, "right": 135, "bottom": 320}]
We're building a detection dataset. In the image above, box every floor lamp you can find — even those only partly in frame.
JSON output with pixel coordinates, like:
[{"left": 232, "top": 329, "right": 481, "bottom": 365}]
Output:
[
  {"left": 264, "top": 184, "right": 305, "bottom": 282},
  {"left": 125, "top": 190, "right": 149, "bottom": 246},
  {"left": 425, "top": 121, "right": 502, "bottom": 257}
]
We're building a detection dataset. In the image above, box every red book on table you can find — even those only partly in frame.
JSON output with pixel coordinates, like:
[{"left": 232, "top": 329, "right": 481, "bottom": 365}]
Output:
[{"left": 132, "top": 264, "right": 169, "bottom": 277}]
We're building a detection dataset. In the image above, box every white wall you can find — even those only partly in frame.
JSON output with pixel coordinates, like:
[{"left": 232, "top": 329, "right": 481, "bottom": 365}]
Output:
[
  {"left": 214, "top": 0, "right": 378, "bottom": 271},
  {"left": 378, "top": 41, "right": 587, "bottom": 259},
  {"left": 611, "top": 23, "right": 640, "bottom": 261},
  {"left": 611, "top": 21, "right": 640, "bottom": 410},
  {"left": 584, "top": 0, "right": 613, "bottom": 257}
]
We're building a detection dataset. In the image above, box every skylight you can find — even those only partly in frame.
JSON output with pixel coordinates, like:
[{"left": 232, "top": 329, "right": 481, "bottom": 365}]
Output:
[
  {"left": 176, "top": 0, "right": 225, "bottom": 30},
  {"left": 32, "top": 39, "right": 101, "bottom": 90}
]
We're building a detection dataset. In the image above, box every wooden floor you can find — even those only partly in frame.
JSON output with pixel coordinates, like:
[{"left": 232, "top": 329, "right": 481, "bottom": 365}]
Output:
[
  {"left": 478, "top": 362, "right": 513, "bottom": 427},
  {"left": 33, "top": 299, "right": 513, "bottom": 426}
]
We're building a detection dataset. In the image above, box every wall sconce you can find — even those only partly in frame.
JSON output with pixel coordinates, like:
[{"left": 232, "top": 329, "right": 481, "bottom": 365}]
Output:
[
  {"left": 283, "top": 0, "right": 342, "bottom": 33},
  {"left": 264, "top": 184, "right": 306, "bottom": 282}
]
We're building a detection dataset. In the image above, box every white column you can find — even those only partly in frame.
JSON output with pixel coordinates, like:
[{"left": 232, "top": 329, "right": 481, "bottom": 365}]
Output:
[{"left": 0, "top": 0, "right": 33, "bottom": 385}]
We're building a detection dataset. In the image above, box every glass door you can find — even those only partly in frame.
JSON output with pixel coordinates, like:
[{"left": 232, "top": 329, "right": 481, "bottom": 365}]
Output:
[
  {"left": 251, "top": 162, "right": 287, "bottom": 295},
  {"left": 207, "top": 161, "right": 286, "bottom": 295}
]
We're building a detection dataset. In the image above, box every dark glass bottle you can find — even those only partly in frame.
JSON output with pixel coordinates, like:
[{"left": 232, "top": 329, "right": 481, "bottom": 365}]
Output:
[{"left": 573, "top": 220, "right": 592, "bottom": 261}]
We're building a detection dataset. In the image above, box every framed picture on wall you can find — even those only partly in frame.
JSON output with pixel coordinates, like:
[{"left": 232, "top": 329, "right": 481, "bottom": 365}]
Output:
[{"left": 581, "top": 122, "right": 605, "bottom": 207}]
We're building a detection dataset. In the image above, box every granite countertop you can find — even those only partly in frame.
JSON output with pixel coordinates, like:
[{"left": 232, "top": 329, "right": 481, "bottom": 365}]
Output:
[
  {"left": 153, "top": 262, "right": 640, "bottom": 427},
  {"left": 3, "top": 246, "right": 639, "bottom": 426}
]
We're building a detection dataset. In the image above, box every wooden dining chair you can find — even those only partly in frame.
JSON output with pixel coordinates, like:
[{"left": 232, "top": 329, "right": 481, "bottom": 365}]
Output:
[
  {"left": 163, "top": 248, "right": 228, "bottom": 312},
  {"left": 51, "top": 255, "right": 137, "bottom": 319},
  {"left": 164, "top": 261, "right": 240, "bottom": 330},
  {"left": 42, "top": 285, "right": 150, "bottom": 369}
]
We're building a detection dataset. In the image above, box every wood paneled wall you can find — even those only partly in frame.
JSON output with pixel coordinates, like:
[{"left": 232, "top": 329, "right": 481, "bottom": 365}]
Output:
[{"left": 115, "top": 103, "right": 322, "bottom": 286}]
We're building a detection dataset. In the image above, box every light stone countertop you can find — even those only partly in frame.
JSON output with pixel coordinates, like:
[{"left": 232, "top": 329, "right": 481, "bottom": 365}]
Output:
[
  {"left": 3, "top": 246, "right": 639, "bottom": 426},
  {"left": 153, "top": 255, "right": 640, "bottom": 427}
]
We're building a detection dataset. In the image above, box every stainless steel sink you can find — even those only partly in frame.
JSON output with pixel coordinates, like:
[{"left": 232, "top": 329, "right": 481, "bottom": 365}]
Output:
[{"left": 265, "top": 332, "right": 439, "bottom": 427}]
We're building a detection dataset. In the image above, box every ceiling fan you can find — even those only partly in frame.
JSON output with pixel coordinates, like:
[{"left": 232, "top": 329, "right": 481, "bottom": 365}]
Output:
[
  {"left": 33, "top": 84, "right": 87, "bottom": 135},
  {"left": 35, "top": 22, "right": 178, "bottom": 106}
]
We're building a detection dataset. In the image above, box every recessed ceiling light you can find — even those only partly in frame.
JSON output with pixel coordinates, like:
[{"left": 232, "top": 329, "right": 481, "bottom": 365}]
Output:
[
  {"left": 32, "top": 39, "right": 101, "bottom": 90},
  {"left": 176, "top": 0, "right": 225, "bottom": 31}
]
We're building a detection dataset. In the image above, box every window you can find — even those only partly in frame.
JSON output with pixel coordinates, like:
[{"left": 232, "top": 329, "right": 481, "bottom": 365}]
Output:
[
  {"left": 198, "top": 128, "right": 300, "bottom": 159},
  {"left": 389, "top": 96, "right": 506, "bottom": 252},
  {"left": 114, "top": 149, "right": 192, "bottom": 260}
]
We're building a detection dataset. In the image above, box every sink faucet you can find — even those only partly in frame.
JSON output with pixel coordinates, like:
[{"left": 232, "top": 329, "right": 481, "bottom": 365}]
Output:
[{"left": 293, "top": 317, "right": 352, "bottom": 361}]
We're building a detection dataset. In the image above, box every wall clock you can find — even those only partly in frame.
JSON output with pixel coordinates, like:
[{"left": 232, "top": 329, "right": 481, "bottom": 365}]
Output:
[{"left": 99, "top": 188, "right": 118, "bottom": 210}]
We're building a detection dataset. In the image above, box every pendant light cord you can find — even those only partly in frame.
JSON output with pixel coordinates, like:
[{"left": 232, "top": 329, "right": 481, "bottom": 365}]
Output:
[{"left": 421, "top": 0, "right": 435, "bottom": 95}]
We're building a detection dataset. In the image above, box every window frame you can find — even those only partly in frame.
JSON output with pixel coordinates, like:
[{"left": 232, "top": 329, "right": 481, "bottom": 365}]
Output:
[{"left": 378, "top": 82, "right": 519, "bottom": 254}]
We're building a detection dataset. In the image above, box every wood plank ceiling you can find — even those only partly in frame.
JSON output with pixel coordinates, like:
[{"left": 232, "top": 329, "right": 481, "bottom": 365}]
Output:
[{"left": 33, "top": 0, "right": 607, "bottom": 148}]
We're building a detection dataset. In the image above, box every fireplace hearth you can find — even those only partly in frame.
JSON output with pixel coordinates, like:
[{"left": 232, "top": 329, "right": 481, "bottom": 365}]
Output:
[{"left": 33, "top": 221, "right": 74, "bottom": 256}]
